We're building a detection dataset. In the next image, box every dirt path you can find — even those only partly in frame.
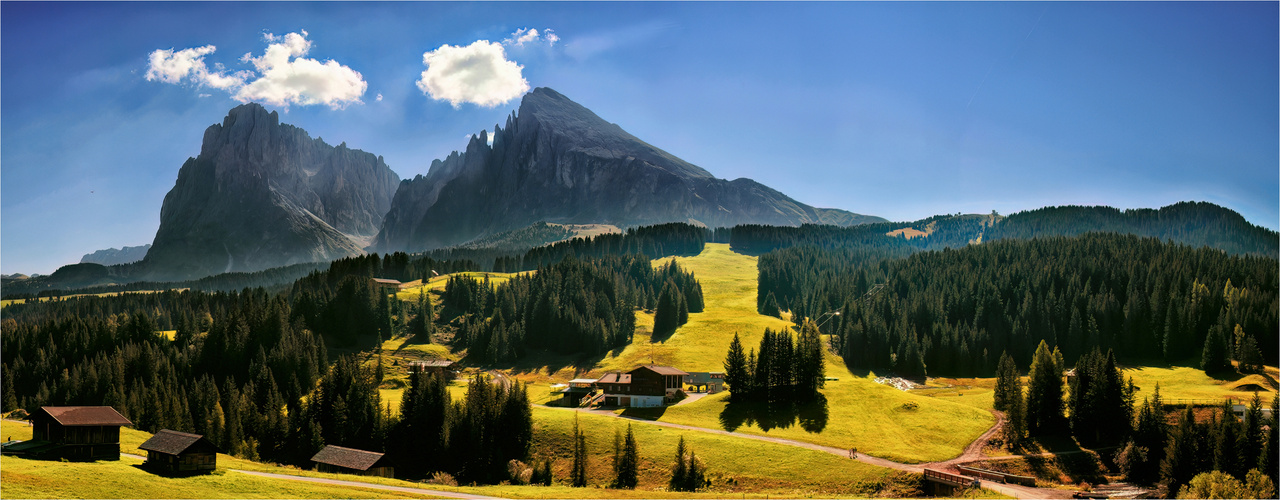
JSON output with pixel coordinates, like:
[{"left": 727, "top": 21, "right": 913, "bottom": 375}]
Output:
[
  {"left": 544, "top": 405, "right": 1073, "bottom": 499},
  {"left": 230, "top": 470, "right": 501, "bottom": 499}
]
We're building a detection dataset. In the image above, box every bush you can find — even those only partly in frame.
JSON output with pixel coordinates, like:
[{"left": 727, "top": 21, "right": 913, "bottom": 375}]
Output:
[{"left": 430, "top": 471, "right": 459, "bottom": 487}]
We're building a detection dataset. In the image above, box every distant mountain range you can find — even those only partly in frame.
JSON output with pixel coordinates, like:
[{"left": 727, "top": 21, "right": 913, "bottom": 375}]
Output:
[
  {"left": 80, "top": 244, "right": 150, "bottom": 266},
  {"left": 10, "top": 88, "right": 1277, "bottom": 291},
  {"left": 369, "top": 88, "right": 882, "bottom": 253}
]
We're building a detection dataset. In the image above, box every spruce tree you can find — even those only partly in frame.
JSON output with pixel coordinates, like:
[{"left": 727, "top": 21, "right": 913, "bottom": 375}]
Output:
[
  {"left": 571, "top": 414, "right": 588, "bottom": 487},
  {"left": 669, "top": 435, "right": 688, "bottom": 491},
  {"left": 1242, "top": 393, "right": 1264, "bottom": 477},
  {"left": 1201, "top": 325, "right": 1231, "bottom": 374},
  {"left": 761, "top": 291, "right": 782, "bottom": 318},
  {"left": 723, "top": 332, "right": 750, "bottom": 400},
  {"left": 1261, "top": 397, "right": 1278, "bottom": 485},
  {"left": 1026, "top": 340, "right": 1066, "bottom": 436},
  {"left": 614, "top": 424, "right": 638, "bottom": 489},
  {"left": 1215, "top": 399, "right": 1243, "bottom": 479},
  {"left": 994, "top": 351, "right": 1019, "bottom": 412},
  {"left": 1161, "top": 406, "right": 1200, "bottom": 496}
]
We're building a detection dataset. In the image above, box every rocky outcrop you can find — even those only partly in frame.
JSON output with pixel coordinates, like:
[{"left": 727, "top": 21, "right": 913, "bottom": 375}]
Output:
[
  {"left": 141, "top": 103, "right": 400, "bottom": 281},
  {"left": 80, "top": 244, "right": 151, "bottom": 266},
  {"left": 371, "top": 88, "right": 882, "bottom": 253}
]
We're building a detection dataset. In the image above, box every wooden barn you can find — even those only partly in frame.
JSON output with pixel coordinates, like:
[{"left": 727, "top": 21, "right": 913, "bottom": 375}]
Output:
[
  {"left": 11, "top": 406, "right": 132, "bottom": 461},
  {"left": 139, "top": 429, "right": 220, "bottom": 475},
  {"left": 311, "top": 445, "right": 395, "bottom": 477}
]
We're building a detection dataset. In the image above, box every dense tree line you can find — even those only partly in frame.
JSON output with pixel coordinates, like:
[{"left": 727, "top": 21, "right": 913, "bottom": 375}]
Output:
[
  {"left": 722, "top": 322, "right": 825, "bottom": 403},
  {"left": 993, "top": 344, "right": 1278, "bottom": 496},
  {"left": 1, "top": 289, "right": 327, "bottom": 463},
  {"left": 759, "top": 233, "right": 1278, "bottom": 378},
  {"left": 444, "top": 256, "right": 702, "bottom": 362},
  {"left": 389, "top": 371, "right": 532, "bottom": 483},
  {"left": 986, "top": 202, "right": 1279, "bottom": 257}
]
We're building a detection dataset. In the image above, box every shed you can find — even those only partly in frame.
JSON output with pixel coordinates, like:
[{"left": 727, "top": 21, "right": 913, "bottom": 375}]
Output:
[
  {"left": 139, "top": 429, "right": 220, "bottom": 474},
  {"left": 311, "top": 445, "right": 395, "bottom": 477},
  {"left": 23, "top": 406, "right": 131, "bottom": 461}
]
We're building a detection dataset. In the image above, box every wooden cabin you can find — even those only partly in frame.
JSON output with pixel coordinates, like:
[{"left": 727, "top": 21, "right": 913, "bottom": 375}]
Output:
[
  {"left": 599, "top": 366, "right": 689, "bottom": 407},
  {"left": 311, "top": 445, "right": 394, "bottom": 477},
  {"left": 24, "top": 406, "right": 131, "bottom": 461},
  {"left": 139, "top": 429, "right": 220, "bottom": 475},
  {"left": 408, "top": 360, "right": 457, "bottom": 378},
  {"left": 370, "top": 278, "right": 404, "bottom": 292}
]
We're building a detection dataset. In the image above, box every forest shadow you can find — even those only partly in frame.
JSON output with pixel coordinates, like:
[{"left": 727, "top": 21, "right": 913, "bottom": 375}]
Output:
[
  {"left": 718, "top": 394, "right": 828, "bottom": 433},
  {"left": 1003, "top": 435, "right": 1108, "bottom": 486}
]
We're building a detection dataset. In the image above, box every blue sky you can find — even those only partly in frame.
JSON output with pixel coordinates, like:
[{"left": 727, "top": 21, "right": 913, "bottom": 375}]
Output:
[{"left": 3, "top": 2, "right": 1277, "bottom": 275}]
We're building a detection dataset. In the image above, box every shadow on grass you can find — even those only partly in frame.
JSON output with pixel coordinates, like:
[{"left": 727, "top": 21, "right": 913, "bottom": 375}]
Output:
[
  {"left": 130, "top": 463, "right": 217, "bottom": 477},
  {"left": 718, "top": 394, "right": 828, "bottom": 433},
  {"left": 621, "top": 406, "right": 667, "bottom": 420}
]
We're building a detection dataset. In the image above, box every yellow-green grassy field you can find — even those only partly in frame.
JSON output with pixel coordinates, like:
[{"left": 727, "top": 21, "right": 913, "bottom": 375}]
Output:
[
  {"left": 502, "top": 243, "right": 992, "bottom": 463},
  {"left": 1122, "top": 364, "right": 1276, "bottom": 405}
]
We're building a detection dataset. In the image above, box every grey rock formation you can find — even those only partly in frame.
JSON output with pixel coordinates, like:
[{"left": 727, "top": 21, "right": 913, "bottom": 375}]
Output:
[
  {"left": 81, "top": 244, "right": 151, "bottom": 266},
  {"left": 371, "top": 88, "right": 882, "bottom": 253},
  {"left": 142, "top": 103, "right": 400, "bottom": 281}
]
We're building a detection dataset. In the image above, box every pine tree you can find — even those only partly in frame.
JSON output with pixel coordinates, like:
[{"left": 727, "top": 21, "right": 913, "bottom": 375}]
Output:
[
  {"left": 1162, "top": 406, "right": 1200, "bottom": 496},
  {"left": 1241, "top": 393, "right": 1264, "bottom": 477},
  {"left": 723, "top": 332, "right": 750, "bottom": 400},
  {"left": 614, "top": 424, "right": 638, "bottom": 489},
  {"left": 994, "top": 351, "right": 1019, "bottom": 412},
  {"left": 1260, "top": 396, "right": 1278, "bottom": 485},
  {"left": 571, "top": 414, "right": 588, "bottom": 487},
  {"left": 669, "top": 435, "right": 687, "bottom": 491},
  {"left": 796, "top": 319, "right": 826, "bottom": 399},
  {"left": 1002, "top": 371, "right": 1025, "bottom": 448},
  {"left": 1215, "top": 399, "right": 1243, "bottom": 479},
  {"left": 1025, "top": 340, "right": 1066, "bottom": 436},
  {"left": 761, "top": 291, "right": 781, "bottom": 318},
  {"left": 1201, "top": 325, "right": 1231, "bottom": 374}
]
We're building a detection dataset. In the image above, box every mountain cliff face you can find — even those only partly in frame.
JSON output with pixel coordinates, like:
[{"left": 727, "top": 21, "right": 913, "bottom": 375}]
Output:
[
  {"left": 81, "top": 244, "right": 150, "bottom": 266},
  {"left": 371, "top": 88, "right": 882, "bottom": 253},
  {"left": 141, "top": 103, "right": 400, "bottom": 281}
]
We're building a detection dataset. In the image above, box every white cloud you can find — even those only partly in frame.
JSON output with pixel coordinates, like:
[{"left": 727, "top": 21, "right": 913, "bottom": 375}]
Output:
[
  {"left": 503, "top": 28, "right": 558, "bottom": 47},
  {"left": 145, "top": 45, "right": 247, "bottom": 90},
  {"left": 417, "top": 40, "right": 529, "bottom": 108},
  {"left": 376, "top": 93, "right": 383, "bottom": 102},
  {"left": 146, "top": 30, "right": 366, "bottom": 109},
  {"left": 233, "top": 30, "right": 366, "bottom": 109}
]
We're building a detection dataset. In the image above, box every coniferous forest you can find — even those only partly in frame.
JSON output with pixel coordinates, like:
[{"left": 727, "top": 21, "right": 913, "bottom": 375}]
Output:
[{"left": 757, "top": 233, "right": 1278, "bottom": 378}]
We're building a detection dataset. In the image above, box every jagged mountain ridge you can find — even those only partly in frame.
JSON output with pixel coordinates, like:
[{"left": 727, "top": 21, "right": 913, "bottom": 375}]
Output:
[
  {"left": 370, "top": 88, "right": 883, "bottom": 253},
  {"left": 81, "top": 244, "right": 151, "bottom": 266},
  {"left": 140, "top": 103, "right": 400, "bottom": 281}
]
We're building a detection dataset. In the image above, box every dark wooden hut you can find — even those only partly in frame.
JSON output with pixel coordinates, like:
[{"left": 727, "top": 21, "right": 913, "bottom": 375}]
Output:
[
  {"left": 139, "top": 429, "right": 220, "bottom": 474},
  {"left": 13, "top": 406, "right": 133, "bottom": 461},
  {"left": 311, "top": 445, "right": 395, "bottom": 477}
]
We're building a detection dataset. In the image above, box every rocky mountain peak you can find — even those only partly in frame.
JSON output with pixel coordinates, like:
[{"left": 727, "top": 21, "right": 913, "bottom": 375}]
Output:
[{"left": 141, "top": 103, "right": 400, "bottom": 281}]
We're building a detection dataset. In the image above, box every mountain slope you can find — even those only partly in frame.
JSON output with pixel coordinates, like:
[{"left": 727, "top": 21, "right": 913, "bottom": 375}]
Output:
[
  {"left": 140, "top": 103, "right": 400, "bottom": 281},
  {"left": 371, "top": 88, "right": 882, "bottom": 253}
]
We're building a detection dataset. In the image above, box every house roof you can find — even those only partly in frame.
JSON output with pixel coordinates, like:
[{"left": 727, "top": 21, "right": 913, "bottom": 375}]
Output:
[
  {"left": 371, "top": 278, "right": 402, "bottom": 285},
  {"left": 311, "top": 445, "right": 386, "bottom": 471},
  {"left": 596, "top": 373, "right": 632, "bottom": 384},
  {"left": 567, "top": 378, "right": 598, "bottom": 384},
  {"left": 635, "top": 365, "right": 688, "bottom": 376},
  {"left": 139, "top": 429, "right": 219, "bottom": 456},
  {"left": 36, "top": 406, "right": 132, "bottom": 427},
  {"left": 411, "top": 360, "right": 455, "bottom": 368}
]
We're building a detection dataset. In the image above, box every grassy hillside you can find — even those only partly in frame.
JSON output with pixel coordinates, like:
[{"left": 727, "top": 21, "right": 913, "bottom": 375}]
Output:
[{"left": 499, "top": 243, "right": 992, "bottom": 464}]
